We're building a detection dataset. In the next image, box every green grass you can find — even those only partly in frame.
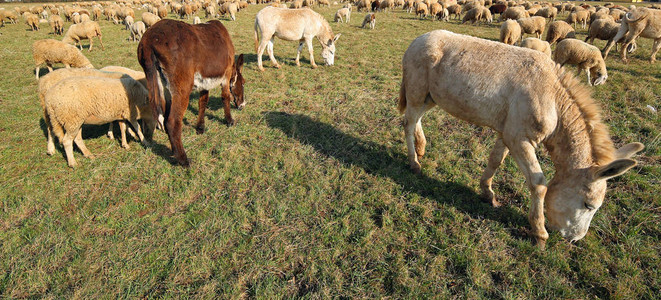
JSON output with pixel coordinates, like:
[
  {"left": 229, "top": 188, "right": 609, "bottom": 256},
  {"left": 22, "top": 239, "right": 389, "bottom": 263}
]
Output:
[{"left": 0, "top": 2, "right": 659, "bottom": 298}]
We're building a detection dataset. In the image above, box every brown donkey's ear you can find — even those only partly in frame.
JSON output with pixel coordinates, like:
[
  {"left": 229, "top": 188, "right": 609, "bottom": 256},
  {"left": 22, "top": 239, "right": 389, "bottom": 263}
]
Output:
[{"left": 236, "top": 54, "right": 244, "bottom": 71}]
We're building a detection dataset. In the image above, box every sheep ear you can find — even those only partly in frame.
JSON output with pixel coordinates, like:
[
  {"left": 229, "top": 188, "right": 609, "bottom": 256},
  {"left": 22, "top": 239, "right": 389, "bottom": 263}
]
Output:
[{"left": 591, "top": 159, "right": 637, "bottom": 181}]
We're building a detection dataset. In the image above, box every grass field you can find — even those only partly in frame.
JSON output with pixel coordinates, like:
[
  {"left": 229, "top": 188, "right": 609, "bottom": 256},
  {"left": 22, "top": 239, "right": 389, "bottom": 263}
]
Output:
[{"left": 0, "top": 2, "right": 659, "bottom": 298}]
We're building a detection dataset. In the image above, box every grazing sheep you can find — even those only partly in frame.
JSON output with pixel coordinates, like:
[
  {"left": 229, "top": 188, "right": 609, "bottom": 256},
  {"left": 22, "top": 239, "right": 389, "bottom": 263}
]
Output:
[
  {"left": 220, "top": 2, "right": 238, "bottom": 21},
  {"left": 566, "top": 10, "right": 590, "bottom": 29},
  {"left": 554, "top": 39, "right": 608, "bottom": 86},
  {"left": 44, "top": 77, "right": 155, "bottom": 167},
  {"left": 520, "top": 37, "right": 552, "bottom": 57},
  {"left": 124, "top": 15, "right": 134, "bottom": 30},
  {"left": 33, "top": 39, "right": 94, "bottom": 80},
  {"left": 362, "top": 12, "right": 376, "bottom": 29},
  {"left": 205, "top": 5, "right": 216, "bottom": 18},
  {"left": 335, "top": 7, "right": 351, "bottom": 23},
  {"left": 585, "top": 18, "right": 622, "bottom": 53},
  {"left": 429, "top": 3, "right": 443, "bottom": 19},
  {"left": 500, "top": 6, "right": 529, "bottom": 21},
  {"left": 129, "top": 21, "right": 146, "bottom": 42},
  {"left": 447, "top": 4, "right": 462, "bottom": 20},
  {"left": 194, "top": 16, "right": 202, "bottom": 24},
  {"left": 416, "top": 2, "right": 429, "bottom": 19},
  {"left": 49, "top": 15, "right": 64, "bottom": 35},
  {"left": 157, "top": 6, "right": 168, "bottom": 19},
  {"left": 291, "top": 0, "right": 304, "bottom": 9},
  {"left": 606, "top": 7, "right": 661, "bottom": 63},
  {"left": 437, "top": 7, "right": 450, "bottom": 21},
  {"left": 546, "top": 20, "right": 575, "bottom": 45},
  {"left": 80, "top": 13, "right": 90, "bottom": 23},
  {"left": 517, "top": 16, "right": 546, "bottom": 39},
  {"left": 71, "top": 12, "right": 81, "bottom": 24},
  {"left": 462, "top": 7, "right": 483, "bottom": 24},
  {"left": 500, "top": 19, "right": 522, "bottom": 45},
  {"left": 1, "top": 10, "right": 19, "bottom": 25},
  {"left": 141, "top": 12, "right": 160, "bottom": 28},
  {"left": 535, "top": 6, "right": 557, "bottom": 21},
  {"left": 489, "top": 4, "right": 508, "bottom": 17},
  {"left": 62, "top": 21, "right": 104, "bottom": 51},
  {"left": 26, "top": 13, "right": 39, "bottom": 31},
  {"left": 319, "top": 0, "right": 331, "bottom": 7},
  {"left": 480, "top": 6, "right": 493, "bottom": 23},
  {"left": 609, "top": 9, "right": 625, "bottom": 22}
]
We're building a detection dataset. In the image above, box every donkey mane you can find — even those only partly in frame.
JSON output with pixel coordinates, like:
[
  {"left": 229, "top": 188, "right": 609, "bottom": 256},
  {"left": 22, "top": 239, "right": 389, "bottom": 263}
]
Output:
[{"left": 555, "top": 65, "right": 615, "bottom": 165}]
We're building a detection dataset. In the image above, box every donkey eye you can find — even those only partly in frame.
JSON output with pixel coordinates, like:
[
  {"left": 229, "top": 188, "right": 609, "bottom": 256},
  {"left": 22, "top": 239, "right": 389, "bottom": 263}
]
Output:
[{"left": 584, "top": 203, "right": 595, "bottom": 210}]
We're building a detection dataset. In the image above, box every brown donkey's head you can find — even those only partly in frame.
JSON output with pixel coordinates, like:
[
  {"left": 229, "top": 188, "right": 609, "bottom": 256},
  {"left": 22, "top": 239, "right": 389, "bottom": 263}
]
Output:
[{"left": 231, "top": 54, "right": 246, "bottom": 110}]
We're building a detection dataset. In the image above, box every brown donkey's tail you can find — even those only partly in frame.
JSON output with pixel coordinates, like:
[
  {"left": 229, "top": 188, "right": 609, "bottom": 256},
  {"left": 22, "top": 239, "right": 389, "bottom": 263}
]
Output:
[
  {"left": 398, "top": 77, "right": 407, "bottom": 114},
  {"left": 137, "top": 42, "right": 167, "bottom": 131}
]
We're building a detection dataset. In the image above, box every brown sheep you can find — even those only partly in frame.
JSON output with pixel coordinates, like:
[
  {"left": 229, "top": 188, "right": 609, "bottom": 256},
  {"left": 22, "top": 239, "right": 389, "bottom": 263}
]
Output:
[{"left": 566, "top": 10, "right": 590, "bottom": 29}]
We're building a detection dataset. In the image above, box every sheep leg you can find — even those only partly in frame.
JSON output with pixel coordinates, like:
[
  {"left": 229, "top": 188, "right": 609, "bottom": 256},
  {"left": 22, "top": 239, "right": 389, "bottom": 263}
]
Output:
[
  {"left": 118, "top": 121, "right": 130, "bottom": 149},
  {"left": 128, "top": 119, "right": 147, "bottom": 145},
  {"left": 97, "top": 35, "right": 104, "bottom": 50},
  {"left": 62, "top": 130, "right": 77, "bottom": 168},
  {"left": 74, "top": 128, "right": 94, "bottom": 158},
  {"left": 88, "top": 36, "right": 93, "bottom": 51},
  {"left": 107, "top": 122, "right": 115, "bottom": 139},
  {"left": 295, "top": 41, "right": 304, "bottom": 67},
  {"left": 649, "top": 39, "right": 660, "bottom": 63},
  {"left": 479, "top": 137, "right": 509, "bottom": 207},
  {"left": 45, "top": 114, "right": 55, "bottom": 156},
  {"left": 306, "top": 38, "right": 316, "bottom": 68},
  {"left": 47, "top": 64, "right": 54, "bottom": 71},
  {"left": 267, "top": 38, "right": 280, "bottom": 68},
  {"left": 35, "top": 66, "right": 40, "bottom": 80},
  {"left": 195, "top": 90, "right": 209, "bottom": 134}
]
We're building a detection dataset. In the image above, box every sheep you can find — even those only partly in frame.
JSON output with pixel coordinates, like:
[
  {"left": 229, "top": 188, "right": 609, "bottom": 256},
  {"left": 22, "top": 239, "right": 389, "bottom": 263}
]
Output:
[
  {"left": 80, "top": 13, "right": 90, "bottom": 23},
  {"left": 33, "top": 39, "right": 94, "bottom": 80},
  {"left": 480, "top": 6, "right": 493, "bottom": 23},
  {"left": 48, "top": 15, "right": 64, "bottom": 35},
  {"left": 447, "top": 4, "right": 462, "bottom": 20},
  {"left": 585, "top": 18, "right": 622, "bottom": 53},
  {"left": 500, "top": 19, "right": 522, "bottom": 45},
  {"left": 462, "top": 7, "right": 483, "bottom": 24},
  {"left": 1, "top": 10, "right": 19, "bottom": 25},
  {"left": 566, "top": 10, "right": 590, "bottom": 29},
  {"left": 319, "top": 0, "right": 331, "bottom": 7},
  {"left": 193, "top": 16, "right": 201, "bottom": 24},
  {"left": 500, "top": 6, "right": 529, "bottom": 21},
  {"left": 416, "top": 2, "right": 429, "bottom": 19},
  {"left": 535, "top": 6, "right": 557, "bottom": 21},
  {"left": 291, "top": 0, "right": 304, "bottom": 9},
  {"left": 220, "top": 2, "right": 238, "bottom": 21},
  {"left": 205, "top": 5, "right": 216, "bottom": 18},
  {"left": 62, "top": 21, "right": 104, "bottom": 51},
  {"left": 71, "top": 12, "right": 81, "bottom": 24},
  {"left": 335, "top": 7, "right": 351, "bottom": 23},
  {"left": 520, "top": 37, "right": 552, "bottom": 57},
  {"left": 553, "top": 39, "right": 608, "bottom": 86},
  {"left": 26, "top": 13, "right": 39, "bottom": 31},
  {"left": 517, "top": 16, "right": 546, "bottom": 39},
  {"left": 124, "top": 15, "right": 134, "bottom": 30},
  {"left": 157, "top": 6, "right": 168, "bottom": 19},
  {"left": 437, "top": 7, "right": 450, "bottom": 21},
  {"left": 43, "top": 76, "right": 155, "bottom": 167},
  {"left": 141, "top": 12, "right": 160, "bottom": 28},
  {"left": 609, "top": 9, "right": 625, "bottom": 22},
  {"left": 362, "top": 12, "right": 376, "bottom": 29},
  {"left": 129, "top": 21, "right": 146, "bottom": 42},
  {"left": 606, "top": 7, "right": 660, "bottom": 63},
  {"left": 546, "top": 20, "right": 576, "bottom": 45},
  {"left": 429, "top": 3, "right": 443, "bottom": 19}
]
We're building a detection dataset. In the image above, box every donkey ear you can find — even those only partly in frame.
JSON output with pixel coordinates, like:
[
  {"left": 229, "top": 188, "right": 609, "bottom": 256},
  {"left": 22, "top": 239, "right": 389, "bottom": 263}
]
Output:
[
  {"left": 235, "top": 54, "right": 244, "bottom": 71},
  {"left": 591, "top": 159, "right": 637, "bottom": 181},
  {"left": 333, "top": 33, "right": 341, "bottom": 43},
  {"left": 615, "top": 142, "right": 644, "bottom": 159}
]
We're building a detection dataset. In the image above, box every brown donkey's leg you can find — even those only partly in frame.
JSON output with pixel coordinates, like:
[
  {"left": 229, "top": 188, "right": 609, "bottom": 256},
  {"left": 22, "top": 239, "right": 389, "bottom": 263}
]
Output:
[
  {"left": 166, "top": 88, "right": 192, "bottom": 167},
  {"left": 195, "top": 90, "right": 209, "bottom": 134},
  {"left": 221, "top": 84, "right": 235, "bottom": 126}
]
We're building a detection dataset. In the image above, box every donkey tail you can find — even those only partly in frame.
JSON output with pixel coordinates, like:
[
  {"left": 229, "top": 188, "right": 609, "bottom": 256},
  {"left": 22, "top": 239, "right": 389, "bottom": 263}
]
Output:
[
  {"left": 398, "top": 77, "right": 407, "bottom": 114},
  {"left": 253, "top": 19, "right": 259, "bottom": 53},
  {"left": 138, "top": 43, "right": 166, "bottom": 130}
]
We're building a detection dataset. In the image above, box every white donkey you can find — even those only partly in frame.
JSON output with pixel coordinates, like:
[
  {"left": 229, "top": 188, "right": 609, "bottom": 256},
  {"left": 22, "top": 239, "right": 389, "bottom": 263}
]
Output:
[
  {"left": 399, "top": 30, "right": 644, "bottom": 248},
  {"left": 254, "top": 6, "right": 341, "bottom": 71}
]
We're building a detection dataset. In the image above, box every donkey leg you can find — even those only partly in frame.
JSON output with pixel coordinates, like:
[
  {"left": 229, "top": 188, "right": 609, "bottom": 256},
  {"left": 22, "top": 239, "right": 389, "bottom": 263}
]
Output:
[
  {"left": 74, "top": 128, "right": 94, "bottom": 158},
  {"left": 256, "top": 35, "right": 270, "bottom": 71},
  {"left": 221, "top": 84, "right": 235, "bottom": 126},
  {"left": 166, "top": 89, "right": 191, "bottom": 167},
  {"left": 295, "top": 41, "right": 304, "bottom": 67},
  {"left": 267, "top": 38, "right": 280, "bottom": 68},
  {"left": 404, "top": 104, "right": 428, "bottom": 174},
  {"left": 195, "top": 90, "right": 209, "bottom": 134},
  {"left": 306, "top": 38, "right": 317, "bottom": 68},
  {"left": 505, "top": 138, "right": 549, "bottom": 248},
  {"left": 479, "top": 137, "right": 509, "bottom": 207}
]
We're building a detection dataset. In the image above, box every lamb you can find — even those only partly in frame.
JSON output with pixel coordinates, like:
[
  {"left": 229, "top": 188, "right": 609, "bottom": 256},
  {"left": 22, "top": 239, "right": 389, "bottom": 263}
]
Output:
[
  {"left": 124, "top": 15, "right": 134, "bottom": 30},
  {"left": 566, "top": 10, "right": 590, "bottom": 29},
  {"left": 516, "top": 16, "right": 546, "bottom": 39},
  {"left": 129, "top": 21, "right": 146, "bottom": 42},
  {"left": 500, "top": 6, "right": 529, "bottom": 21},
  {"left": 141, "top": 12, "right": 160, "bottom": 28},
  {"left": 546, "top": 20, "right": 575, "bottom": 45},
  {"left": 520, "top": 37, "right": 552, "bottom": 57},
  {"left": 43, "top": 76, "right": 155, "bottom": 167},
  {"left": 362, "top": 12, "right": 376, "bottom": 29},
  {"left": 500, "top": 19, "right": 522, "bottom": 45},
  {"left": 26, "top": 13, "right": 39, "bottom": 31},
  {"left": 33, "top": 39, "right": 94, "bottom": 80},
  {"left": 62, "top": 21, "right": 104, "bottom": 51},
  {"left": 335, "top": 6, "right": 351, "bottom": 23},
  {"left": 553, "top": 39, "right": 608, "bottom": 86},
  {"left": 48, "top": 15, "right": 64, "bottom": 35}
]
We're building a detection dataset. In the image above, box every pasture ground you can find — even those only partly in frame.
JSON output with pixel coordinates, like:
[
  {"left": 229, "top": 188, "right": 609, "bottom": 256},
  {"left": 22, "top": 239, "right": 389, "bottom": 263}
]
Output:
[{"left": 0, "top": 2, "right": 659, "bottom": 298}]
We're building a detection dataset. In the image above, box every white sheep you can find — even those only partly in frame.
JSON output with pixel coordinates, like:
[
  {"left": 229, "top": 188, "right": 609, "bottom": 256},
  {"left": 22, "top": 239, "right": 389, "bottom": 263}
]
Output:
[
  {"left": 48, "top": 15, "right": 64, "bottom": 35},
  {"left": 520, "top": 37, "right": 552, "bottom": 57},
  {"left": 335, "top": 7, "right": 351, "bottom": 23},
  {"left": 362, "top": 12, "right": 375, "bottom": 29},
  {"left": 500, "top": 19, "right": 522, "bottom": 45},
  {"left": 62, "top": 21, "right": 104, "bottom": 51},
  {"left": 129, "top": 21, "right": 146, "bottom": 42},
  {"left": 124, "top": 15, "right": 134, "bottom": 30},
  {"left": 193, "top": 16, "right": 201, "bottom": 24},
  {"left": 33, "top": 39, "right": 94, "bottom": 80},
  {"left": 554, "top": 39, "right": 608, "bottom": 86},
  {"left": 517, "top": 16, "right": 546, "bottom": 39},
  {"left": 546, "top": 20, "right": 576, "bottom": 45},
  {"left": 43, "top": 76, "right": 155, "bottom": 167}
]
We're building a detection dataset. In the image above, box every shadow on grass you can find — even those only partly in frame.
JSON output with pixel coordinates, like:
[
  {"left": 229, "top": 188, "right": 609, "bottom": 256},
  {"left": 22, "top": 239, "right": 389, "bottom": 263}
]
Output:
[{"left": 264, "top": 111, "right": 530, "bottom": 233}]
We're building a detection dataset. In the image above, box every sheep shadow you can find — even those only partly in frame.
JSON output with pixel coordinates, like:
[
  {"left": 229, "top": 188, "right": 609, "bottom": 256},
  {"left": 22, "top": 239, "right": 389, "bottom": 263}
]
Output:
[{"left": 264, "top": 111, "right": 530, "bottom": 236}]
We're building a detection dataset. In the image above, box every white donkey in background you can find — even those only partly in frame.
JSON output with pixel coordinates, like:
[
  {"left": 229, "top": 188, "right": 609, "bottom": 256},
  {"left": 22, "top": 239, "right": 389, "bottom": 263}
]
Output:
[{"left": 254, "top": 6, "right": 341, "bottom": 71}]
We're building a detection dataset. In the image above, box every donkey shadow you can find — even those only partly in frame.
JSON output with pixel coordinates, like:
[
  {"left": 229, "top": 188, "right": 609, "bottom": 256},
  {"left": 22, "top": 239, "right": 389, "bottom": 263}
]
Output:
[{"left": 264, "top": 111, "right": 530, "bottom": 234}]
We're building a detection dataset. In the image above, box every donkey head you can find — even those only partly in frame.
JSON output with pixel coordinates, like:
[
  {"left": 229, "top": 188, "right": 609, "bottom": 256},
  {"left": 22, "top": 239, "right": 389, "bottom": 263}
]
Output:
[
  {"left": 231, "top": 54, "right": 245, "bottom": 110},
  {"left": 321, "top": 34, "right": 341, "bottom": 66},
  {"left": 545, "top": 143, "right": 644, "bottom": 242}
]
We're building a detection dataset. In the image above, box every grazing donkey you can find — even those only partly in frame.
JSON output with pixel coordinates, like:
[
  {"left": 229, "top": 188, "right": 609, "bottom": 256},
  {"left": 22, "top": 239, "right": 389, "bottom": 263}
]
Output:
[
  {"left": 399, "top": 30, "right": 643, "bottom": 248},
  {"left": 138, "top": 19, "right": 245, "bottom": 167},
  {"left": 254, "top": 6, "right": 341, "bottom": 71}
]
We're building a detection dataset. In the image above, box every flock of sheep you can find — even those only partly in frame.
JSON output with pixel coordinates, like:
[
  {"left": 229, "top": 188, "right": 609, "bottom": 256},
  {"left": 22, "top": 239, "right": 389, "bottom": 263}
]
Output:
[{"left": 0, "top": 0, "right": 658, "bottom": 167}]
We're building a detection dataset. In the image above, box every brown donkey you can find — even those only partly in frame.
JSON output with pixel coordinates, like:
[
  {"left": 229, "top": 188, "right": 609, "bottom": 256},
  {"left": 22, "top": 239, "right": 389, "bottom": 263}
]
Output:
[{"left": 138, "top": 19, "right": 245, "bottom": 167}]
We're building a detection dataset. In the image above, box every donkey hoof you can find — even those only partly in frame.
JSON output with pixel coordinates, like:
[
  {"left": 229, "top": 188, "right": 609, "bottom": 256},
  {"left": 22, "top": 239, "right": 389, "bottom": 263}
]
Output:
[
  {"left": 311, "top": 64, "right": 318, "bottom": 69},
  {"left": 226, "top": 118, "right": 236, "bottom": 127},
  {"left": 274, "top": 64, "right": 281, "bottom": 69},
  {"left": 410, "top": 163, "right": 422, "bottom": 175},
  {"left": 195, "top": 126, "right": 205, "bottom": 134}
]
